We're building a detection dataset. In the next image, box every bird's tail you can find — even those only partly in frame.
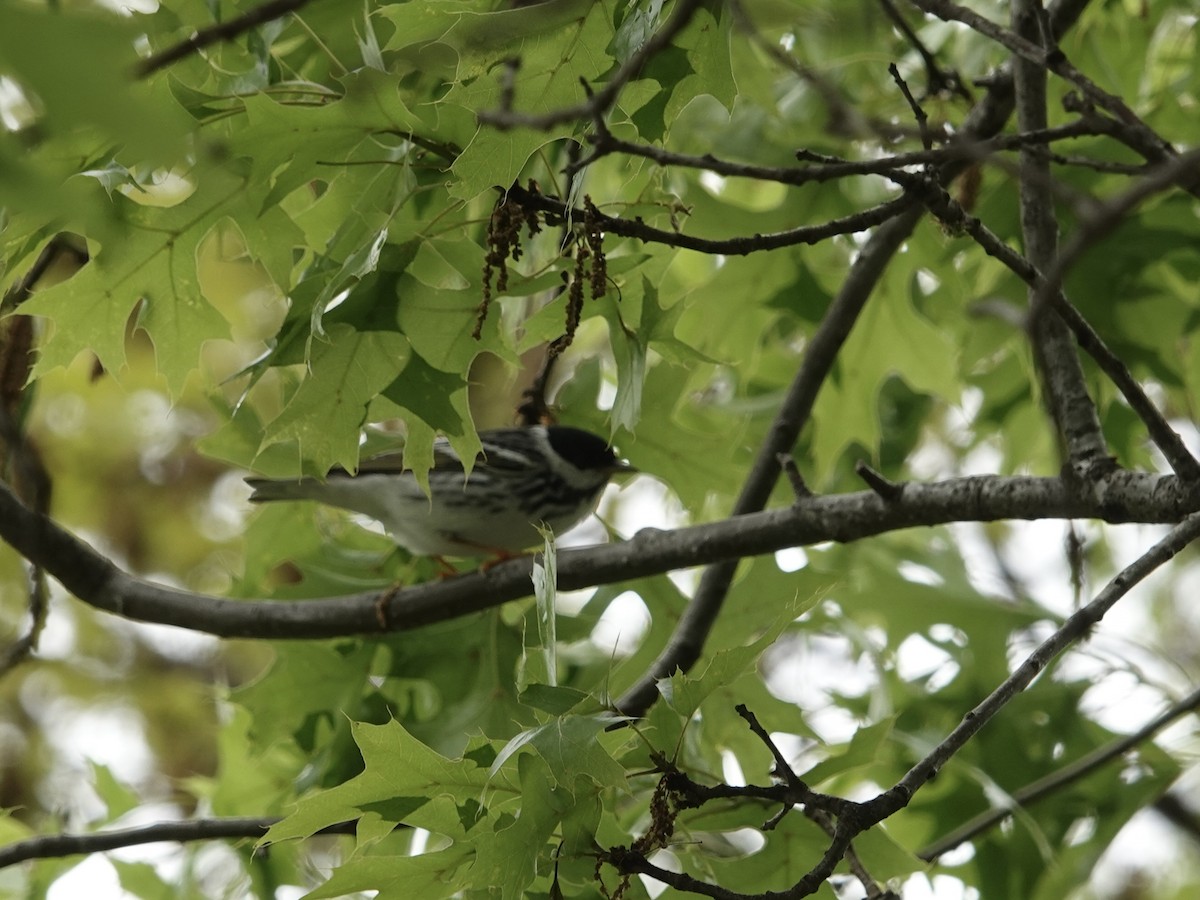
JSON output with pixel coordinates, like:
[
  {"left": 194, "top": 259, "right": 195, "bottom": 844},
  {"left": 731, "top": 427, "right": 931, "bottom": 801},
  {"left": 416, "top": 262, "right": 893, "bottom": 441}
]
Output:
[{"left": 244, "top": 477, "right": 323, "bottom": 504}]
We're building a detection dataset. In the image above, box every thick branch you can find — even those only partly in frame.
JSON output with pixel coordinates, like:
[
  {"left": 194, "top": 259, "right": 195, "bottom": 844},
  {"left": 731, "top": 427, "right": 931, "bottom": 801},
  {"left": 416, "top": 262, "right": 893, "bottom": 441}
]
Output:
[
  {"left": 612, "top": 0, "right": 1100, "bottom": 719},
  {"left": 1009, "top": 0, "right": 1110, "bottom": 476},
  {"left": 613, "top": 204, "right": 924, "bottom": 716},
  {"left": 2, "top": 472, "right": 1197, "bottom": 640}
]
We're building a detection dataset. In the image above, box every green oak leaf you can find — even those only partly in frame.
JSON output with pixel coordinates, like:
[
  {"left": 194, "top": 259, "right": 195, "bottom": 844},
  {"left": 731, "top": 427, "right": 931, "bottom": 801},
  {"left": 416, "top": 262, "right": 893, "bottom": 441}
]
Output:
[
  {"left": 263, "top": 719, "right": 494, "bottom": 846},
  {"left": 22, "top": 165, "right": 252, "bottom": 395},
  {"left": 261, "top": 325, "right": 412, "bottom": 473}
]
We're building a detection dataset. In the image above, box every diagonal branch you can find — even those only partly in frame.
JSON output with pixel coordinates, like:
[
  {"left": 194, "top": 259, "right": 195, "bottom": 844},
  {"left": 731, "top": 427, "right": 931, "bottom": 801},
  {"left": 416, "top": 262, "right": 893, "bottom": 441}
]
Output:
[
  {"left": 919, "top": 680, "right": 1200, "bottom": 860},
  {"left": 609, "top": 0, "right": 1099, "bottom": 718},
  {"left": 134, "top": 0, "right": 313, "bottom": 78},
  {"left": 859, "top": 512, "right": 1200, "bottom": 826},
  {"left": 1027, "top": 147, "right": 1200, "bottom": 326},
  {"left": 908, "top": 0, "right": 1178, "bottom": 167},
  {"left": 878, "top": 0, "right": 972, "bottom": 101},
  {"left": 612, "top": 204, "right": 925, "bottom": 717},
  {"left": 477, "top": 0, "right": 704, "bottom": 130},
  {"left": 911, "top": 173, "right": 1200, "bottom": 481},
  {"left": 1052, "top": 298, "right": 1200, "bottom": 481},
  {"left": 610, "top": 514, "right": 1200, "bottom": 897}
]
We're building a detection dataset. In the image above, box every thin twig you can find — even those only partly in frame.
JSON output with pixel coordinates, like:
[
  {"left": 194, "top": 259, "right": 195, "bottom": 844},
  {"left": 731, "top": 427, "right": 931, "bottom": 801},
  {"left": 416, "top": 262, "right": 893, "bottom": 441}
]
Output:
[
  {"left": 477, "top": 0, "right": 704, "bottom": 130},
  {"left": 736, "top": 705, "right": 804, "bottom": 789},
  {"left": 1027, "top": 148, "right": 1200, "bottom": 327},
  {"left": 908, "top": 0, "right": 1180, "bottom": 170},
  {"left": 861, "top": 513, "right": 1200, "bottom": 825},
  {"left": 878, "top": 0, "right": 971, "bottom": 101},
  {"left": 776, "top": 453, "right": 812, "bottom": 501},
  {"left": 0, "top": 817, "right": 357, "bottom": 868},
  {"left": 888, "top": 63, "right": 933, "bottom": 150},
  {"left": 919, "top": 681, "right": 1200, "bottom": 859},
  {"left": 907, "top": 167, "right": 1200, "bottom": 482},
  {"left": 508, "top": 183, "right": 917, "bottom": 256},
  {"left": 855, "top": 462, "right": 906, "bottom": 501},
  {"left": 731, "top": 0, "right": 896, "bottom": 140},
  {"left": 134, "top": 0, "right": 313, "bottom": 78},
  {"left": 1044, "top": 152, "right": 1149, "bottom": 175},
  {"left": 573, "top": 119, "right": 1110, "bottom": 187}
]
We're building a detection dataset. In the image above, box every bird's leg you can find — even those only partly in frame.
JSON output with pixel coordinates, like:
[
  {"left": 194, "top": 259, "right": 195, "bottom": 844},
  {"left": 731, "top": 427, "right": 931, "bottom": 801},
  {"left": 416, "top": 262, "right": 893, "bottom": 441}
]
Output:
[
  {"left": 432, "top": 555, "right": 461, "bottom": 578},
  {"left": 374, "top": 585, "right": 399, "bottom": 630},
  {"left": 479, "top": 550, "right": 524, "bottom": 572}
]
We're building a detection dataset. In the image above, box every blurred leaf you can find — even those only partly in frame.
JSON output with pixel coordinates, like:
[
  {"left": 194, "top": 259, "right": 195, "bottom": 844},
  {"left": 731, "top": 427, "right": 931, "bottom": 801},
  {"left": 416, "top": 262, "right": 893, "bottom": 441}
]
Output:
[
  {"left": 0, "top": 5, "right": 188, "bottom": 160},
  {"left": 265, "top": 719, "right": 491, "bottom": 845}
]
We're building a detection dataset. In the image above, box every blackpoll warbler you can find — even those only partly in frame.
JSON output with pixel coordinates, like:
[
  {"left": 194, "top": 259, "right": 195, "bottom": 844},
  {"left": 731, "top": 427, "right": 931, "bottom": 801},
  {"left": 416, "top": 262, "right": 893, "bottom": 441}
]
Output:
[{"left": 246, "top": 425, "right": 634, "bottom": 558}]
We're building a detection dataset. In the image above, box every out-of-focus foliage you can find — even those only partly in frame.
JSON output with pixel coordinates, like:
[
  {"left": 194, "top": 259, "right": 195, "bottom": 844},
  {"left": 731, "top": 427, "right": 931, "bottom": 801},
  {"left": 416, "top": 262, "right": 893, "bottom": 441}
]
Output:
[{"left": 2, "top": 1, "right": 1200, "bottom": 898}]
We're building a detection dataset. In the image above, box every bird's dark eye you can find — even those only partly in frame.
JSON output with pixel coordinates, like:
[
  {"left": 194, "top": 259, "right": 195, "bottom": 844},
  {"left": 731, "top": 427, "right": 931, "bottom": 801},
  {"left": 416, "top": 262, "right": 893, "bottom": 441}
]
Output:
[{"left": 546, "top": 426, "right": 617, "bottom": 470}]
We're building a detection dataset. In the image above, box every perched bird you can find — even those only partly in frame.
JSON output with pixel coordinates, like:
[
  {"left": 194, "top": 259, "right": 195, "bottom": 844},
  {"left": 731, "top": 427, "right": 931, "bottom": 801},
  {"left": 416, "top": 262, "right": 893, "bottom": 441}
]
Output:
[{"left": 245, "top": 425, "right": 634, "bottom": 558}]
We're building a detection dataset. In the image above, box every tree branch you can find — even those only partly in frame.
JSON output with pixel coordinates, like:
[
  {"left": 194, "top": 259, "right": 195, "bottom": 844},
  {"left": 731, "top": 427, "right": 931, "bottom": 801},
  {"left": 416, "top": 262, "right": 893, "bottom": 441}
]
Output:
[
  {"left": 608, "top": 0, "right": 1099, "bottom": 717},
  {"left": 1009, "top": 0, "right": 1111, "bottom": 478},
  {"left": 859, "top": 512, "right": 1200, "bottom": 826},
  {"left": 729, "top": 0, "right": 877, "bottom": 140},
  {"left": 617, "top": 515, "right": 1200, "bottom": 896},
  {"left": 1154, "top": 792, "right": 1200, "bottom": 848},
  {"left": 1027, "top": 147, "right": 1200, "bottom": 326},
  {"left": 919, "top": 680, "right": 1200, "bottom": 860},
  {"left": 6, "top": 469, "right": 1191, "bottom": 640},
  {"left": 477, "top": 0, "right": 704, "bottom": 130},
  {"left": 878, "top": 0, "right": 971, "bottom": 101},
  {"left": 133, "top": 0, "right": 314, "bottom": 78},
  {"left": 907, "top": 168, "right": 1200, "bottom": 482},
  {"left": 612, "top": 203, "right": 926, "bottom": 716},
  {"left": 0, "top": 816, "right": 356, "bottom": 868},
  {"left": 507, "top": 184, "right": 917, "bottom": 256},
  {"left": 908, "top": 0, "right": 1178, "bottom": 167},
  {"left": 0, "top": 238, "right": 83, "bottom": 671},
  {"left": 573, "top": 117, "right": 1108, "bottom": 187}
]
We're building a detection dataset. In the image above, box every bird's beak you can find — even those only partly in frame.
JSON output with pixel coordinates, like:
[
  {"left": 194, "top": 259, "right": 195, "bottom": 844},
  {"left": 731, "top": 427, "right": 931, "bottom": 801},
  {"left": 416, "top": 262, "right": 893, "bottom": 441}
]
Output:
[{"left": 611, "top": 459, "right": 638, "bottom": 475}]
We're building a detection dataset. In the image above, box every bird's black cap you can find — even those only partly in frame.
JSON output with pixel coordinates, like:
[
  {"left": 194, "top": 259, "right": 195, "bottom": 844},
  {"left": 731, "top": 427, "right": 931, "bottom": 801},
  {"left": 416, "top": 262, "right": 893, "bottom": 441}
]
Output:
[{"left": 546, "top": 426, "right": 632, "bottom": 472}]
